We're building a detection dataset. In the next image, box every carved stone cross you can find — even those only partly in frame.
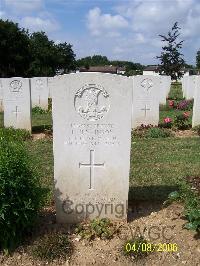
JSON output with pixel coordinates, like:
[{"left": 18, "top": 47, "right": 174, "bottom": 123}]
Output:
[{"left": 79, "top": 150, "right": 105, "bottom": 190}]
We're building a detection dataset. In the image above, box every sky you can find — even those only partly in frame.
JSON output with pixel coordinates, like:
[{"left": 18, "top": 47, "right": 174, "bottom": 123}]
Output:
[{"left": 0, "top": 0, "right": 199, "bottom": 65}]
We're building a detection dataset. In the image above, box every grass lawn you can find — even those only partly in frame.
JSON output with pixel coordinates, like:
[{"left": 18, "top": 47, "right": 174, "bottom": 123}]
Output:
[{"left": 25, "top": 135, "right": 200, "bottom": 204}]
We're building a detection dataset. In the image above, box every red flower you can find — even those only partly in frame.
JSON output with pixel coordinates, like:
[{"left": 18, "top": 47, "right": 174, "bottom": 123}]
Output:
[
  {"left": 183, "top": 112, "right": 190, "bottom": 118},
  {"left": 164, "top": 117, "right": 172, "bottom": 123},
  {"left": 168, "top": 100, "right": 174, "bottom": 107}
]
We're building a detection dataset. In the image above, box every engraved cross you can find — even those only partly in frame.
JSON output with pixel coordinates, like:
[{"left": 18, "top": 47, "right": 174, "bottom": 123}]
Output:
[
  {"left": 141, "top": 105, "right": 150, "bottom": 117},
  {"left": 12, "top": 106, "right": 21, "bottom": 120},
  {"left": 79, "top": 150, "right": 105, "bottom": 190}
]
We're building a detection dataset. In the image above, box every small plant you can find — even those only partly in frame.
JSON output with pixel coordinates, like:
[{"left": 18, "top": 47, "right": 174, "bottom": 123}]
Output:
[
  {"left": 174, "top": 112, "right": 191, "bottom": 130},
  {"left": 31, "top": 232, "right": 72, "bottom": 262},
  {"left": 75, "top": 218, "right": 115, "bottom": 240},
  {"left": 132, "top": 124, "right": 154, "bottom": 138},
  {"left": 163, "top": 117, "right": 173, "bottom": 128},
  {"left": 123, "top": 236, "right": 149, "bottom": 261},
  {"left": 167, "top": 180, "right": 200, "bottom": 233},
  {"left": 168, "top": 100, "right": 175, "bottom": 108},
  {"left": 145, "top": 127, "right": 172, "bottom": 138},
  {"left": 0, "top": 140, "right": 47, "bottom": 251},
  {"left": 0, "top": 127, "right": 31, "bottom": 142}
]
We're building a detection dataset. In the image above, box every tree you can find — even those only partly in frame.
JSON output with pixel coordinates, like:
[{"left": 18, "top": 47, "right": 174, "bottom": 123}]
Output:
[
  {"left": 196, "top": 50, "right": 200, "bottom": 69},
  {"left": 77, "top": 55, "right": 109, "bottom": 68},
  {"left": 157, "top": 22, "right": 185, "bottom": 81},
  {"left": 55, "top": 42, "right": 76, "bottom": 73},
  {"left": 28, "top": 32, "right": 58, "bottom": 76},
  {"left": 0, "top": 19, "right": 31, "bottom": 77}
]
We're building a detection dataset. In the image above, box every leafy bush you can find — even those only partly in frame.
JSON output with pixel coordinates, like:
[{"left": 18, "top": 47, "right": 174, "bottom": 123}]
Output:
[
  {"left": 174, "top": 113, "right": 191, "bottom": 130},
  {"left": 75, "top": 218, "right": 116, "bottom": 240},
  {"left": 31, "top": 232, "right": 72, "bottom": 262},
  {"left": 0, "top": 140, "right": 47, "bottom": 251},
  {"left": 145, "top": 127, "right": 172, "bottom": 138},
  {"left": 0, "top": 127, "right": 31, "bottom": 142}
]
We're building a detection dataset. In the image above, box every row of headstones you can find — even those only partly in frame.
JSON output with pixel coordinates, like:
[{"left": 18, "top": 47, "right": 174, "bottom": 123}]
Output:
[
  {"left": 0, "top": 77, "right": 52, "bottom": 131},
  {"left": 182, "top": 76, "right": 200, "bottom": 127},
  {"left": 0, "top": 74, "right": 171, "bottom": 133}
]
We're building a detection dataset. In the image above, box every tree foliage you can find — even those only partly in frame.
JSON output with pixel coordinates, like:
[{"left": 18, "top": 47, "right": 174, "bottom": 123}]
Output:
[
  {"left": 0, "top": 20, "right": 31, "bottom": 77},
  {"left": 157, "top": 22, "right": 185, "bottom": 81},
  {"left": 0, "top": 19, "right": 76, "bottom": 77},
  {"left": 196, "top": 50, "right": 200, "bottom": 69},
  {"left": 77, "top": 55, "right": 144, "bottom": 75}
]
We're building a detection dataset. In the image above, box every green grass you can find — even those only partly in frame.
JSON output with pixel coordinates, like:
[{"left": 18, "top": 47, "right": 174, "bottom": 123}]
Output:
[
  {"left": 25, "top": 136, "right": 200, "bottom": 203},
  {"left": 26, "top": 139, "right": 54, "bottom": 203}
]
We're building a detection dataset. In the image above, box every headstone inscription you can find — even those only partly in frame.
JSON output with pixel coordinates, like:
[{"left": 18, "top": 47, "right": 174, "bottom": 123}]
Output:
[
  {"left": 132, "top": 76, "right": 160, "bottom": 128},
  {"left": 2, "top": 77, "right": 31, "bottom": 131},
  {"left": 51, "top": 73, "right": 132, "bottom": 223}
]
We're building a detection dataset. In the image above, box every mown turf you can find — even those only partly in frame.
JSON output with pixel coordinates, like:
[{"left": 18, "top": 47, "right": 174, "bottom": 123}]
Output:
[
  {"left": 26, "top": 139, "right": 54, "bottom": 203},
  {"left": 25, "top": 136, "right": 200, "bottom": 203}
]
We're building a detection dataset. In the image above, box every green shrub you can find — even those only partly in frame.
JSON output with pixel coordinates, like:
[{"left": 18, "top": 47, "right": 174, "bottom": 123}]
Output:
[
  {"left": 145, "top": 127, "right": 172, "bottom": 138},
  {"left": 0, "top": 127, "right": 31, "bottom": 142},
  {"left": 174, "top": 113, "right": 191, "bottom": 130},
  {"left": 0, "top": 140, "right": 47, "bottom": 251},
  {"left": 31, "top": 232, "right": 72, "bottom": 262}
]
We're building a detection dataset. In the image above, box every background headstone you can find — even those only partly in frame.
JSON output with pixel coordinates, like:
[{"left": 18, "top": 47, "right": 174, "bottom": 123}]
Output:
[
  {"left": 132, "top": 75, "right": 160, "bottom": 128},
  {"left": 52, "top": 73, "right": 132, "bottom": 223},
  {"left": 182, "top": 76, "right": 196, "bottom": 100},
  {"left": 192, "top": 76, "right": 200, "bottom": 127},
  {"left": 47, "top": 77, "right": 53, "bottom": 98},
  {"left": 31, "top": 77, "right": 48, "bottom": 109},
  {"left": 0, "top": 79, "right": 3, "bottom": 112},
  {"left": 2, "top": 77, "right": 31, "bottom": 131},
  {"left": 159, "top": 76, "right": 171, "bottom": 105}
]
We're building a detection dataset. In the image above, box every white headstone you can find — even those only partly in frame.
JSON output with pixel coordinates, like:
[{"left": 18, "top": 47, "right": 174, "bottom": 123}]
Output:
[
  {"left": 192, "top": 76, "right": 200, "bottom": 127},
  {"left": 0, "top": 79, "right": 3, "bottom": 112},
  {"left": 2, "top": 77, "right": 31, "bottom": 131},
  {"left": 132, "top": 76, "right": 160, "bottom": 128},
  {"left": 31, "top": 77, "right": 48, "bottom": 109},
  {"left": 183, "top": 76, "right": 196, "bottom": 99},
  {"left": 52, "top": 73, "right": 132, "bottom": 223},
  {"left": 159, "top": 76, "right": 171, "bottom": 105},
  {"left": 47, "top": 77, "right": 53, "bottom": 98}
]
